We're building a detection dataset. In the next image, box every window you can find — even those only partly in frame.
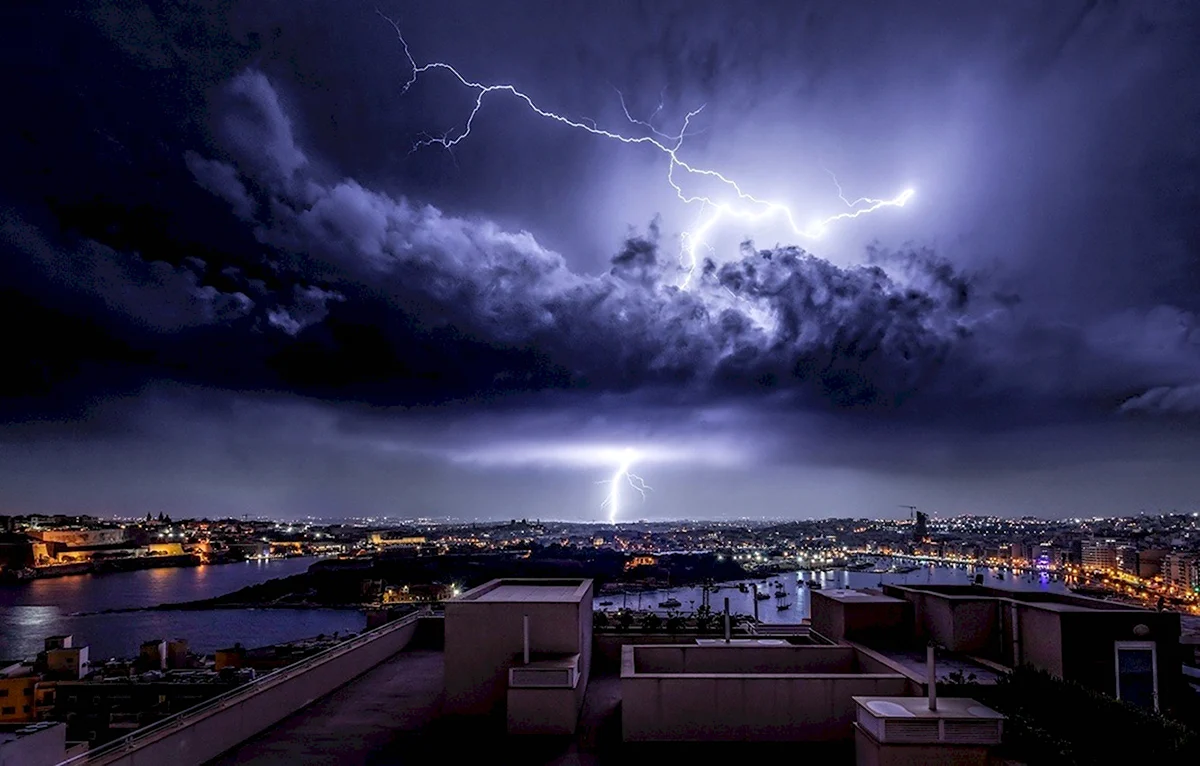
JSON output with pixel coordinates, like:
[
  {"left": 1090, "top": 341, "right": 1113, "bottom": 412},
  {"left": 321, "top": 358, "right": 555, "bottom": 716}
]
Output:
[
  {"left": 1, "top": 706, "right": 14, "bottom": 715},
  {"left": 22, "top": 687, "right": 32, "bottom": 695},
  {"left": 1115, "top": 641, "right": 1158, "bottom": 710},
  {"left": 0, "top": 689, "right": 8, "bottom": 697}
]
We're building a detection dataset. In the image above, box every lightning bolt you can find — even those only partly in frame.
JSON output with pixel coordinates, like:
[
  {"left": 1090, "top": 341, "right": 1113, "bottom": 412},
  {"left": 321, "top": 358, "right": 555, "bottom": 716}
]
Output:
[
  {"left": 376, "top": 10, "right": 914, "bottom": 287},
  {"left": 598, "top": 448, "right": 650, "bottom": 524}
]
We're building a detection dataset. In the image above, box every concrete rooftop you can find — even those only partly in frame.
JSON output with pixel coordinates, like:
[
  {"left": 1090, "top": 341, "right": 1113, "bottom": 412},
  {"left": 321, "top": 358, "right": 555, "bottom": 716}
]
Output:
[
  {"left": 866, "top": 647, "right": 1003, "bottom": 685},
  {"left": 472, "top": 584, "right": 583, "bottom": 603},
  {"left": 854, "top": 696, "right": 1005, "bottom": 720},
  {"left": 456, "top": 578, "right": 591, "bottom": 604},
  {"left": 819, "top": 588, "right": 905, "bottom": 604},
  {"left": 207, "top": 647, "right": 856, "bottom": 765}
]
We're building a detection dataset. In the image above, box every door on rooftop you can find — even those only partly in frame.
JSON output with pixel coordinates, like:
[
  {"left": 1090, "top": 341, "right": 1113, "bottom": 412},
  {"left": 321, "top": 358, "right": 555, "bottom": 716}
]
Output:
[{"left": 1114, "top": 641, "right": 1157, "bottom": 710}]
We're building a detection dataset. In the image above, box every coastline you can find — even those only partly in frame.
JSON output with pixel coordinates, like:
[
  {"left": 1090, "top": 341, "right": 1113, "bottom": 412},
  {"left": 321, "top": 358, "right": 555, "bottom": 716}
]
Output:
[
  {"left": 1, "top": 553, "right": 202, "bottom": 582},
  {"left": 75, "top": 602, "right": 367, "bottom": 616}
]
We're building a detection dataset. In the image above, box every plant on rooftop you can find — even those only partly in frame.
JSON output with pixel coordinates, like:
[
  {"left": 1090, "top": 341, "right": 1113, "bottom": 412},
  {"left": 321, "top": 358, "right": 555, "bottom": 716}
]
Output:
[
  {"left": 940, "top": 665, "right": 1200, "bottom": 766},
  {"left": 615, "top": 609, "right": 635, "bottom": 631},
  {"left": 943, "top": 669, "right": 977, "bottom": 685},
  {"left": 641, "top": 613, "right": 662, "bottom": 632}
]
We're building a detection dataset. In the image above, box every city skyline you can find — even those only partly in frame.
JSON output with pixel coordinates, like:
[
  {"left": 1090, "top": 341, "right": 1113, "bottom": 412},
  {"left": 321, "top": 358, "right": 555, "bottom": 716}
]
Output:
[{"left": 4, "top": 2, "right": 1200, "bottom": 520}]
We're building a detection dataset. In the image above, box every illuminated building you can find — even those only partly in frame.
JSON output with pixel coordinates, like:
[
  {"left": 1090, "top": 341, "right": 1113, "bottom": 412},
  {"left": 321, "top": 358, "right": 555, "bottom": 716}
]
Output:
[
  {"left": 1080, "top": 539, "right": 1118, "bottom": 572},
  {"left": 624, "top": 555, "right": 658, "bottom": 571},
  {"left": 1163, "top": 553, "right": 1199, "bottom": 592}
]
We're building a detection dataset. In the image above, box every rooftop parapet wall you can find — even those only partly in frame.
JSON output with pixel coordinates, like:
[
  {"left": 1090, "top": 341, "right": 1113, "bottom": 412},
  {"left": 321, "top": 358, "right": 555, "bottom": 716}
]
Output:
[
  {"left": 628, "top": 644, "right": 896, "bottom": 675},
  {"left": 620, "top": 643, "right": 910, "bottom": 742}
]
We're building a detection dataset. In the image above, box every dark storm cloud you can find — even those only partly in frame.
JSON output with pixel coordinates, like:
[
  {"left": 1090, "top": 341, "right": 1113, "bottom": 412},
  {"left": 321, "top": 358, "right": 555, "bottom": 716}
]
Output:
[
  {"left": 184, "top": 67, "right": 1200, "bottom": 422},
  {"left": 180, "top": 66, "right": 984, "bottom": 412},
  {"left": 4, "top": 55, "right": 1199, "bottom": 424},
  {"left": 184, "top": 152, "right": 255, "bottom": 220}
]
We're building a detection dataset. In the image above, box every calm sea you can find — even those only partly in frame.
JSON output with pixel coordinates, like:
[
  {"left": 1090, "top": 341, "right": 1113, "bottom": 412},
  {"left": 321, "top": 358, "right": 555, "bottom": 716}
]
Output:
[
  {"left": 598, "top": 563, "right": 1072, "bottom": 623},
  {"left": 0, "top": 558, "right": 363, "bottom": 660}
]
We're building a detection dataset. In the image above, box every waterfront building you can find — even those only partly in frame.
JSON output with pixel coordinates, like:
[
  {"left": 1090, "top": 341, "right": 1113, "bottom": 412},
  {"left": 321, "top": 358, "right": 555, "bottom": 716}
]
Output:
[
  {"left": 381, "top": 583, "right": 455, "bottom": 604},
  {"left": 1163, "top": 553, "right": 1199, "bottom": 593},
  {"left": 139, "top": 641, "right": 167, "bottom": 672},
  {"left": 1138, "top": 548, "right": 1168, "bottom": 579},
  {"left": 1116, "top": 544, "right": 1140, "bottom": 575},
  {"left": 44, "top": 639, "right": 89, "bottom": 682},
  {"left": 368, "top": 533, "right": 426, "bottom": 547},
  {"left": 624, "top": 555, "right": 657, "bottom": 570},
  {"left": 27, "top": 529, "right": 128, "bottom": 547},
  {"left": 0, "top": 671, "right": 37, "bottom": 724},
  {"left": 1081, "top": 538, "right": 1118, "bottom": 573}
]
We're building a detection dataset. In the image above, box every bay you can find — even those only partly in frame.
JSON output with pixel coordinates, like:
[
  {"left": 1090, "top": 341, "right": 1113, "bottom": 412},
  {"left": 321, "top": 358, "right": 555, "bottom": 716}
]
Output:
[{"left": 0, "top": 557, "right": 364, "bottom": 660}]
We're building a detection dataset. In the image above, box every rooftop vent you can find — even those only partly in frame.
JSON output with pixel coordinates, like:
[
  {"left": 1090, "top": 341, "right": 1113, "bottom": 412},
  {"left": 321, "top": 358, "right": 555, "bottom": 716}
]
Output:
[
  {"left": 508, "top": 666, "right": 578, "bottom": 689},
  {"left": 854, "top": 697, "right": 1003, "bottom": 746}
]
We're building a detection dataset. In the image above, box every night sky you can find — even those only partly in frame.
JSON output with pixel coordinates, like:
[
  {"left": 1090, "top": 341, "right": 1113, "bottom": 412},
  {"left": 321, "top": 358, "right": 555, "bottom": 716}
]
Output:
[{"left": 3, "top": 1, "right": 1199, "bottom": 521}]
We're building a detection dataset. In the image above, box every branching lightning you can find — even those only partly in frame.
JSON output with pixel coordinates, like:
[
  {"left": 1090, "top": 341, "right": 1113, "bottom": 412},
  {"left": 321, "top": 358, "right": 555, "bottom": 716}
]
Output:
[
  {"left": 376, "top": 10, "right": 913, "bottom": 517},
  {"left": 376, "top": 9, "right": 914, "bottom": 287},
  {"left": 597, "top": 448, "right": 651, "bottom": 524}
]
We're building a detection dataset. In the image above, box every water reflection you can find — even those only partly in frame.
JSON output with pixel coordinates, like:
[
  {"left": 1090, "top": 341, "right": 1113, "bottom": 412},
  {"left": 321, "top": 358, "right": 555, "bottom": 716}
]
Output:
[
  {"left": 0, "top": 558, "right": 360, "bottom": 659},
  {"left": 2, "top": 557, "right": 321, "bottom": 612}
]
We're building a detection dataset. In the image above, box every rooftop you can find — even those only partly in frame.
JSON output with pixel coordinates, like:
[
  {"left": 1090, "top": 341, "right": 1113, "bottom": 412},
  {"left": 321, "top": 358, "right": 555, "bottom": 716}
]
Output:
[
  {"left": 885, "top": 584, "right": 1146, "bottom": 612},
  {"left": 455, "top": 578, "right": 591, "bottom": 604},
  {"left": 859, "top": 646, "right": 1003, "bottom": 685},
  {"left": 854, "top": 695, "right": 1005, "bottom": 720},
  {"left": 0, "top": 721, "right": 62, "bottom": 745},
  {"left": 211, "top": 646, "right": 856, "bottom": 764},
  {"left": 817, "top": 588, "right": 905, "bottom": 604}
]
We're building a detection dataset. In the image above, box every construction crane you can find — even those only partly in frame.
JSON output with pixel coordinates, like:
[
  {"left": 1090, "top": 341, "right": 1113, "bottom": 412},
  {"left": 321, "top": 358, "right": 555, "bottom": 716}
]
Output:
[{"left": 901, "top": 505, "right": 929, "bottom": 542}]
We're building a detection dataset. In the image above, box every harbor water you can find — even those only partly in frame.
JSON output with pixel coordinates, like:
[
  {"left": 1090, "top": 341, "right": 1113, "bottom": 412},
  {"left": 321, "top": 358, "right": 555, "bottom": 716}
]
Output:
[
  {"left": 0, "top": 557, "right": 364, "bottom": 660},
  {"left": 596, "top": 563, "right": 1070, "bottom": 623}
]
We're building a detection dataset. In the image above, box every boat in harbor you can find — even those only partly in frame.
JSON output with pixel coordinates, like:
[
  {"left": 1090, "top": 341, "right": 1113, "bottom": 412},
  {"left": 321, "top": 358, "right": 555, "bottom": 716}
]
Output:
[
  {"left": 775, "top": 589, "right": 791, "bottom": 610},
  {"left": 756, "top": 591, "right": 771, "bottom": 600},
  {"left": 808, "top": 580, "right": 822, "bottom": 589},
  {"left": 599, "top": 600, "right": 613, "bottom": 606},
  {"left": 659, "top": 597, "right": 682, "bottom": 608}
]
